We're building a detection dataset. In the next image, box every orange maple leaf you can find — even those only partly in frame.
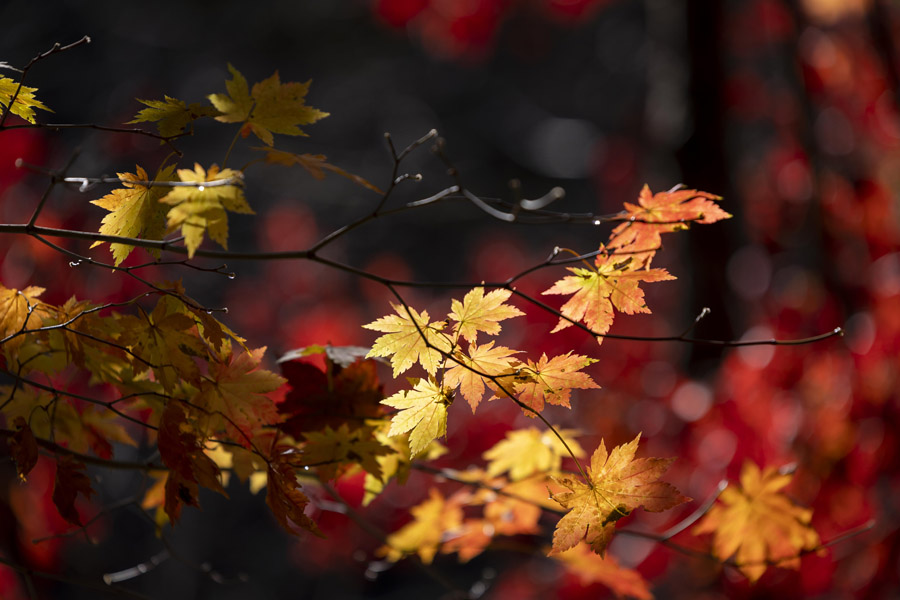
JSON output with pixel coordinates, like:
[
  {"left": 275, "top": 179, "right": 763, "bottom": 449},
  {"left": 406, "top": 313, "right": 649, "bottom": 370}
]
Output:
[
  {"left": 693, "top": 461, "right": 821, "bottom": 582},
  {"left": 552, "top": 544, "right": 653, "bottom": 600},
  {"left": 508, "top": 352, "right": 599, "bottom": 414},
  {"left": 443, "top": 341, "right": 521, "bottom": 411},
  {"left": 0, "top": 284, "right": 45, "bottom": 348},
  {"left": 197, "top": 345, "right": 286, "bottom": 447},
  {"left": 543, "top": 252, "right": 674, "bottom": 344},
  {"left": 550, "top": 433, "right": 688, "bottom": 556},
  {"left": 609, "top": 185, "right": 730, "bottom": 260},
  {"left": 266, "top": 448, "right": 323, "bottom": 536}
]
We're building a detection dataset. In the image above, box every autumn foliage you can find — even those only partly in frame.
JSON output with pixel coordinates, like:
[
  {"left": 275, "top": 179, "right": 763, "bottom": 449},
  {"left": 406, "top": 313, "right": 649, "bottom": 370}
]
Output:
[{"left": 0, "top": 11, "right": 892, "bottom": 598}]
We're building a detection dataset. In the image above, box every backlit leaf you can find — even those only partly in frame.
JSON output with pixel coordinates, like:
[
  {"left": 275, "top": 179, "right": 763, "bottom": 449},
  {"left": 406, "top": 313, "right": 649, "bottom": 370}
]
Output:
[
  {"left": 448, "top": 287, "right": 524, "bottom": 345},
  {"left": 196, "top": 345, "right": 285, "bottom": 447},
  {"left": 511, "top": 352, "right": 599, "bottom": 414},
  {"left": 0, "top": 284, "right": 45, "bottom": 349},
  {"left": 543, "top": 252, "right": 674, "bottom": 343},
  {"left": 159, "top": 163, "right": 250, "bottom": 258},
  {"left": 553, "top": 544, "right": 653, "bottom": 600},
  {"left": 443, "top": 342, "right": 521, "bottom": 411},
  {"left": 483, "top": 426, "right": 584, "bottom": 480},
  {"left": 208, "top": 64, "right": 328, "bottom": 146},
  {"left": 90, "top": 165, "right": 175, "bottom": 265},
  {"left": 550, "top": 434, "right": 688, "bottom": 556},
  {"left": 364, "top": 303, "right": 452, "bottom": 377},
  {"left": 0, "top": 76, "right": 52, "bottom": 123},
  {"left": 378, "top": 488, "right": 463, "bottom": 564},
  {"left": 609, "top": 185, "right": 730, "bottom": 262},
  {"left": 382, "top": 378, "right": 453, "bottom": 458},
  {"left": 693, "top": 461, "right": 821, "bottom": 583}
]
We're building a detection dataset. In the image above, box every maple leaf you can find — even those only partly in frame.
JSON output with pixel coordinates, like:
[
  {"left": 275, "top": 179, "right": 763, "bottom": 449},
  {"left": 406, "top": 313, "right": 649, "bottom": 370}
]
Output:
[
  {"left": 196, "top": 344, "right": 285, "bottom": 446},
  {"left": 266, "top": 449, "right": 322, "bottom": 536},
  {"left": 258, "top": 147, "right": 382, "bottom": 193},
  {"left": 510, "top": 352, "right": 599, "bottom": 414},
  {"left": 158, "top": 401, "right": 226, "bottom": 523},
  {"left": 47, "top": 296, "right": 112, "bottom": 368},
  {"left": 483, "top": 426, "right": 585, "bottom": 480},
  {"left": 382, "top": 378, "right": 453, "bottom": 458},
  {"left": 7, "top": 417, "right": 38, "bottom": 481},
  {"left": 52, "top": 456, "right": 94, "bottom": 526},
  {"left": 0, "top": 283, "right": 45, "bottom": 349},
  {"left": 362, "top": 422, "right": 447, "bottom": 505},
  {"left": 118, "top": 298, "right": 206, "bottom": 391},
  {"left": 90, "top": 165, "right": 176, "bottom": 265},
  {"left": 208, "top": 64, "right": 329, "bottom": 146},
  {"left": 363, "top": 303, "right": 452, "bottom": 377},
  {"left": 609, "top": 185, "right": 730, "bottom": 260},
  {"left": 379, "top": 488, "right": 463, "bottom": 564},
  {"left": 443, "top": 342, "right": 521, "bottom": 411},
  {"left": 552, "top": 544, "right": 653, "bottom": 600},
  {"left": 448, "top": 287, "right": 524, "bottom": 345},
  {"left": 550, "top": 434, "right": 688, "bottom": 557},
  {"left": 543, "top": 252, "right": 674, "bottom": 343},
  {"left": 693, "top": 461, "right": 821, "bottom": 582},
  {"left": 278, "top": 354, "right": 385, "bottom": 437},
  {"left": 442, "top": 471, "right": 548, "bottom": 562},
  {"left": 204, "top": 441, "right": 267, "bottom": 492},
  {"left": 128, "top": 96, "right": 220, "bottom": 137},
  {"left": 0, "top": 76, "right": 52, "bottom": 123},
  {"left": 300, "top": 424, "right": 392, "bottom": 481},
  {"left": 159, "top": 163, "right": 250, "bottom": 258}
]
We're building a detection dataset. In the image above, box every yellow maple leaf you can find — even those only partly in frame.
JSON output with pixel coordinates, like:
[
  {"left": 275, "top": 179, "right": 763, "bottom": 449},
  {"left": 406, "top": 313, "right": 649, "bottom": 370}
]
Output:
[
  {"left": 90, "top": 165, "right": 175, "bottom": 265},
  {"left": 382, "top": 378, "right": 453, "bottom": 458},
  {"left": 300, "top": 424, "right": 392, "bottom": 481},
  {"left": 550, "top": 433, "right": 689, "bottom": 557},
  {"left": 0, "top": 284, "right": 46, "bottom": 349},
  {"left": 443, "top": 341, "right": 521, "bottom": 411},
  {"left": 0, "top": 77, "right": 52, "bottom": 123},
  {"left": 483, "top": 426, "right": 585, "bottom": 480},
  {"left": 448, "top": 287, "right": 524, "bottom": 345},
  {"left": 378, "top": 488, "right": 463, "bottom": 564},
  {"left": 208, "top": 64, "right": 329, "bottom": 146},
  {"left": 118, "top": 297, "right": 206, "bottom": 391},
  {"left": 693, "top": 461, "right": 821, "bottom": 583},
  {"left": 362, "top": 421, "right": 446, "bottom": 505},
  {"left": 128, "top": 96, "right": 220, "bottom": 137},
  {"left": 543, "top": 252, "right": 674, "bottom": 344},
  {"left": 159, "top": 163, "right": 250, "bottom": 258},
  {"left": 363, "top": 302, "right": 452, "bottom": 377}
]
